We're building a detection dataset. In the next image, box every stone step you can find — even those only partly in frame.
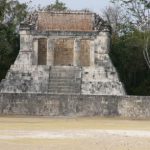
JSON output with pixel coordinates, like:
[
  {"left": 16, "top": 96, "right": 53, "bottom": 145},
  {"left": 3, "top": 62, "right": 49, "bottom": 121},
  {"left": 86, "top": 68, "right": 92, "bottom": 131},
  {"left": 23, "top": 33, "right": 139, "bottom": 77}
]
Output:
[
  {"left": 48, "top": 85, "right": 80, "bottom": 89},
  {"left": 50, "top": 71, "right": 81, "bottom": 75},
  {"left": 50, "top": 71, "right": 80, "bottom": 74},
  {"left": 50, "top": 75, "right": 79, "bottom": 78},
  {"left": 49, "top": 77, "right": 80, "bottom": 80},
  {"left": 50, "top": 70, "right": 81, "bottom": 73},
  {"left": 49, "top": 81, "right": 80, "bottom": 84},
  {"left": 48, "top": 89, "right": 80, "bottom": 94},
  {"left": 51, "top": 66, "right": 80, "bottom": 69},
  {"left": 49, "top": 78, "right": 80, "bottom": 81},
  {"left": 49, "top": 84, "right": 80, "bottom": 89},
  {"left": 48, "top": 91, "right": 80, "bottom": 94},
  {"left": 49, "top": 81, "right": 80, "bottom": 86},
  {"left": 50, "top": 74, "right": 78, "bottom": 79},
  {"left": 51, "top": 67, "right": 80, "bottom": 70},
  {"left": 49, "top": 82, "right": 80, "bottom": 87}
]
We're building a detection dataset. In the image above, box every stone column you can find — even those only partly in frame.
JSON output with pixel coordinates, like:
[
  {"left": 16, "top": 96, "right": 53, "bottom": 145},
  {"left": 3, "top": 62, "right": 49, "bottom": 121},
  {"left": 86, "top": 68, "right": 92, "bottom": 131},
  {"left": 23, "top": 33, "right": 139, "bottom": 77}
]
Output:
[
  {"left": 47, "top": 38, "right": 54, "bottom": 66},
  {"left": 98, "top": 31, "right": 110, "bottom": 53},
  {"left": 33, "top": 38, "right": 38, "bottom": 65},
  {"left": 14, "top": 29, "right": 33, "bottom": 65},
  {"left": 103, "top": 31, "right": 110, "bottom": 52},
  {"left": 90, "top": 40, "right": 95, "bottom": 67},
  {"left": 73, "top": 39, "right": 80, "bottom": 66},
  {"left": 20, "top": 30, "right": 32, "bottom": 51}
]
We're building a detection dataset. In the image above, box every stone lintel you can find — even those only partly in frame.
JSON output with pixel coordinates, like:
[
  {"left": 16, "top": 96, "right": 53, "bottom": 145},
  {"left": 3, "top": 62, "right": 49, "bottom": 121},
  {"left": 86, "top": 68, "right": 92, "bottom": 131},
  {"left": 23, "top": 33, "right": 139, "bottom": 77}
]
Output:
[{"left": 31, "top": 31, "right": 97, "bottom": 37}]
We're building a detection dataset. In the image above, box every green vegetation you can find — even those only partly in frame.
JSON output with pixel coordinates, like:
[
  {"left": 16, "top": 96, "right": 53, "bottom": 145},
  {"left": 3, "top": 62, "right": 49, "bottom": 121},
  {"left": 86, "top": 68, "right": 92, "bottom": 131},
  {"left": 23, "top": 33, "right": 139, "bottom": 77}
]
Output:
[
  {"left": 0, "top": 0, "right": 28, "bottom": 80},
  {"left": 108, "top": 0, "right": 150, "bottom": 95},
  {"left": 45, "top": 0, "right": 67, "bottom": 11},
  {"left": 110, "top": 31, "right": 150, "bottom": 95}
]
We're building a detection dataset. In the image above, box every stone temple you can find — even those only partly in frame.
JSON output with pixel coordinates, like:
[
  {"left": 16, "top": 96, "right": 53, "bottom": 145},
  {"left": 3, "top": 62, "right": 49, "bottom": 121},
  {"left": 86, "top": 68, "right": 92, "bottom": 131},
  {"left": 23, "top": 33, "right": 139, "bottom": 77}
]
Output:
[{"left": 0, "top": 11, "right": 125, "bottom": 95}]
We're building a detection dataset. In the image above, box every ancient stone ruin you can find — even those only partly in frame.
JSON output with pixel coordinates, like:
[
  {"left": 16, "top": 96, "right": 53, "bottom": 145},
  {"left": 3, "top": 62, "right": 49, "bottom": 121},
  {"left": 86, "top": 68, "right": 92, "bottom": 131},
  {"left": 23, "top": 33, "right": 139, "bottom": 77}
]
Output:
[{"left": 0, "top": 11, "right": 125, "bottom": 95}]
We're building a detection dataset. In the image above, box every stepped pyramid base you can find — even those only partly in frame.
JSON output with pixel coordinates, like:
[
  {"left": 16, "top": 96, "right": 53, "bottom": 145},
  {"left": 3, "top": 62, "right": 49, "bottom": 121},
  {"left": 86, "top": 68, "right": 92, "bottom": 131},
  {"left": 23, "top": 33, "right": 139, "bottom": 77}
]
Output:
[{"left": 0, "top": 64, "right": 125, "bottom": 95}]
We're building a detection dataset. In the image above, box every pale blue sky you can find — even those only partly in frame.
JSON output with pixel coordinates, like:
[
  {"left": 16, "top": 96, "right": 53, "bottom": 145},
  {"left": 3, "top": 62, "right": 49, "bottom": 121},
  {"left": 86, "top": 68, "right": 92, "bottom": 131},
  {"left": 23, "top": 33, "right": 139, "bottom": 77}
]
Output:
[{"left": 18, "top": 0, "right": 111, "bottom": 13}]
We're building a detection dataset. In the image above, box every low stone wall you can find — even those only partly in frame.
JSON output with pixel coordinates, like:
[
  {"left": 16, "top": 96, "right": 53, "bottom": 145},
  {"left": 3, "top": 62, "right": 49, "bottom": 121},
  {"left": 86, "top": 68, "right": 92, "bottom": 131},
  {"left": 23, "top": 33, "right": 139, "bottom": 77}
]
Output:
[{"left": 0, "top": 93, "right": 150, "bottom": 119}]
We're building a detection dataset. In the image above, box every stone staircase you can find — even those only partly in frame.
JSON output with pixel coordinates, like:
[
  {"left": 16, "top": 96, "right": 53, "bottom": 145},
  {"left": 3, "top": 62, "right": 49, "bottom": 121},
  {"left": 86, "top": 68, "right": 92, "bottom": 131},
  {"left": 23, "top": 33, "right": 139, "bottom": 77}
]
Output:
[{"left": 48, "top": 66, "right": 81, "bottom": 94}]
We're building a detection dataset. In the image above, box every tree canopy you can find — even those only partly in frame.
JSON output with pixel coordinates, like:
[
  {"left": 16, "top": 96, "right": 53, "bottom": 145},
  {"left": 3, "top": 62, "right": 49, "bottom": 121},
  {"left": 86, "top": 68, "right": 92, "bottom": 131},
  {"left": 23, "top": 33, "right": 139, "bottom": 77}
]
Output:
[
  {"left": 107, "top": 0, "right": 150, "bottom": 95},
  {"left": 45, "top": 0, "right": 67, "bottom": 11},
  {"left": 0, "top": 0, "right": 28, "bottom": 80}
]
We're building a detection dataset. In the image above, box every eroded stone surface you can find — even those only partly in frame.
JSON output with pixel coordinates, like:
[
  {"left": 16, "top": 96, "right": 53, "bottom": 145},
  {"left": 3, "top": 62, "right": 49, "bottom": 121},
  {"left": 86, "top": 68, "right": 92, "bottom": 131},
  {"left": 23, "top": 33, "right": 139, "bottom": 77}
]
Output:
[{"left": 0, "top": 93, "right": 150, "bottom": 119}]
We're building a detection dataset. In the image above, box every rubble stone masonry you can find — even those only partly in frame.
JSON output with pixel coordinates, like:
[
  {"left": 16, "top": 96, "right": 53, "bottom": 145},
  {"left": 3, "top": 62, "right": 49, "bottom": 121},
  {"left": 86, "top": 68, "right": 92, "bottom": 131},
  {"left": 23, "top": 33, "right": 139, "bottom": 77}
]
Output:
[{"left": 0, "top": 93, "right": 150, "bottom": 119}]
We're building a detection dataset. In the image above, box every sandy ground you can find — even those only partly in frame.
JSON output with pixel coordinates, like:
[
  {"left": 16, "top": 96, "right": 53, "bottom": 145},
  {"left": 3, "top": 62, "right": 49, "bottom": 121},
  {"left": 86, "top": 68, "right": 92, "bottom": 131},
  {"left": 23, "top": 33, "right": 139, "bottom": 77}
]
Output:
[{"left": 0, "top": 116, "right": 150, "bottom": 150}]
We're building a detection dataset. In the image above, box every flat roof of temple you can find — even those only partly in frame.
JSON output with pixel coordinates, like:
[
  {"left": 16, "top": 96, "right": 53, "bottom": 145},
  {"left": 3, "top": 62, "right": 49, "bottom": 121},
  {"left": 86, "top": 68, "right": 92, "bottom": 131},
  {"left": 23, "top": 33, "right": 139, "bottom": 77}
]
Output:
[
  {"left": 37, "top": 11, "right": 94, "bottom": 32},
  {"left": 21, "top": 11, "right": 110, "bottom": 33}
]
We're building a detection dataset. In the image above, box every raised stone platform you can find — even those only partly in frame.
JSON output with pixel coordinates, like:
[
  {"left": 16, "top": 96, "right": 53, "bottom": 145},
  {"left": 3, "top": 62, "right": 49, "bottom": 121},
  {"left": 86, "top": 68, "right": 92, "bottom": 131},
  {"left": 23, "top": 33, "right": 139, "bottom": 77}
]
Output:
[
  {"left": 0, "top": 93, "right": 150, "bottom": 119},
  {"left": 0, "top": 65, "right": 125, "bottom": 95}
]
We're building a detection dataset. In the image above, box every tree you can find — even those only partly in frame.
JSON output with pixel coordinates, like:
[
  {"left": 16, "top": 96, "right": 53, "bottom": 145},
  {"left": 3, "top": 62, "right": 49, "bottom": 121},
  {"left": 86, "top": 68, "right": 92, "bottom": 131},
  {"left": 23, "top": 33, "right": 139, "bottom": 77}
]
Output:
[
  {"left": 0, "top": 0, "right": 28, "bottom": 26},
  {"left": 111, "top": 0, "right": 150, "bottom": 29},
  {"left": 107, "top": 0, "right": 150, "bottom": 95},
  {"left": 103, "top": 5, "right": 132, "bottom": 38},
  {"left": 110, "top": 0, "right": 150, "bottom": 68},
  {"left": 0, "top": 0, "right": 28, "bottom": 81},
  {"left": 110, "top": 30, "right": 150, "bottom": 95},
  {"left": 46, "top": 0, "right": 67, "bottom": 11}
]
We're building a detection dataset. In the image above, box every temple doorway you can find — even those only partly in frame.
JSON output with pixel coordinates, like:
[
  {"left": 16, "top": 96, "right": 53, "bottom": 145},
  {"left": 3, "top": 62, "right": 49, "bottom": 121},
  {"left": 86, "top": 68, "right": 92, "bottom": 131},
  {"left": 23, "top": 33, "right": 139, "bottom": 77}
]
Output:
[
  {"left": 38, "top": 38, "right": 47, "bottom": 65},
  {"left": 54, "top": 39, "right": 74, "bottom": 66}
]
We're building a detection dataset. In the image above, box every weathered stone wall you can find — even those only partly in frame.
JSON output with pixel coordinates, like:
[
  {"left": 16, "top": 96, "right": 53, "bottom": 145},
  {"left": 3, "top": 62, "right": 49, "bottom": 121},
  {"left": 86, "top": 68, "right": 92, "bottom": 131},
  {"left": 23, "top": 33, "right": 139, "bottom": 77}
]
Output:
[
  {"left": 0, "top": 65, "right": 49, "bottom": 93},
  {"left": 81, "top": 67, "right": 125, "bottom": 95},
  {"left": 0, "top": 93, "right": 150, "bottom": 119},
  {"left": 81, "top": 32, "right": 126, "bottom": 95}
]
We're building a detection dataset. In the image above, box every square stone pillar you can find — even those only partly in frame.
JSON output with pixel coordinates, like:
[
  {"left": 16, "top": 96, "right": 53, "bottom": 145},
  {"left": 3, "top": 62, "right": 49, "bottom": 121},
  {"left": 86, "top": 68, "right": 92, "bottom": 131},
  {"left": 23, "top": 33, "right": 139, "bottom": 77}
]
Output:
[
  {"left": 20, "top": 30, "right": 32, "bottom": 51},
  {"left": 73, "top": 39, "right": 80, "bottom": 66},
  {"left": 33, "top": 38, "right": 38, "bottom": 65},
  {"left": 90, "top": 40, "right": 95, "bottom": 67},
  {"left": 98, "top": 31, "right": 110, "bottom": 53},
  {"left": 47, "top": 38, "right": 54, "bottom": 66},
  {"left": 14, "top": 30, "right": 33, "bottom": 65}
]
